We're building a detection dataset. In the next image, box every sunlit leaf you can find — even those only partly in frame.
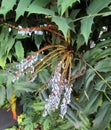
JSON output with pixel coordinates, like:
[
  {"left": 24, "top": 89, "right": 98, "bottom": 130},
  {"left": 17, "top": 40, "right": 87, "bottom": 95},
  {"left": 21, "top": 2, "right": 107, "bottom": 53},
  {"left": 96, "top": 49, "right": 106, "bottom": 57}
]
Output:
[
  {"left": 102, "top": 11, "right": 111, "bottom": 17},
  {"left": 0, "top": 56, "right": 7, "bottom": 69}
]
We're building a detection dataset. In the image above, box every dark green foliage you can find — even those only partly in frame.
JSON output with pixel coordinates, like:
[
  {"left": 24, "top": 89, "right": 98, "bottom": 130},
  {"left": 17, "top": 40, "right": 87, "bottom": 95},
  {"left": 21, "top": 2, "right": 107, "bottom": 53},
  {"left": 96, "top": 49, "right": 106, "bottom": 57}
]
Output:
[{"left": 0, "top": 0, "right": 111, "bottom": 130}]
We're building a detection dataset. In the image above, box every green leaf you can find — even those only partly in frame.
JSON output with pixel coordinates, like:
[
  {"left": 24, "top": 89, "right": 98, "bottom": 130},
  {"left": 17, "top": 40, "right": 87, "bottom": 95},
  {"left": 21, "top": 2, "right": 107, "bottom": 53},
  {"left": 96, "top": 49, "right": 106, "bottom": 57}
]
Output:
[
  {"left": 52, "top": 16, "right": 71, "bottom": 39},
  {"left": 0, "top": 26, "right": 9, "bottom": 42},
  {"left": 102, "top": 11, "right": 111, "bottom": 17},
  {"left": 33, "top": 35, "right": 43, "bottom": 49},
  {"left": 66, "top": 107, "right": 82, "bottom": 129},
  {"left": 0, "top": 86, "right": 6, "bottom": 106},
  {"left": 5, "top": 37, "right": 15, "bottom": 54},
  {"left": 81, "top": 0, "right": 111, "bottom": 43},
  {"left": 84, "top": 40, "right": 111, "bottom": 63},
  {"left": 85, "top": 69, "right": 95, "bottom": 91},
  {"left": 58, "top": 121, "right": 74, "bottom": 130},
  {"left": 81, "top": 17, "right": 93, "bottom": 44},
  {"left": 6, "top": 73, "right": 14, "bottom": 87},
  {"left": 0, "top": 0, "right": 16, "bottom": 17},
  {"left": 13, "top": 81, "right": 37, "bottom": 93},
  {"left": 93, "top": 101, "right": 111, "bottom": 130},
  {"left": 7, "top": 87, "right": 13, "bottom": 101},
  {"left": 0, "top": 70, "right": 13, "bottom": 86},
  {"left": 26, "top": 0, "right": 54, "bottom": 16},
  {"left": 58, "top": 0, "right": 80, "bottom": 16},
  {"left": 0, "top": 70, "right": 8, "bottom": 84},
  {"left": 94, "top": 80, "right": 106, "bottom": 92},
  {"left": 79, "top": 113, "right": 91, "bottom": 128},
  {"left": 95, "top": 40, "right": 111, "bottom": 49},
  {"left": 39, "top": 69, "right": 50, "bottom": 84},
  {"left": 83, "top": 91, "right": 102, "bottom": 115},
  {"left": 30, "top": 0, "right": 51, "bottom": 7},
  {"left": 15, "top": 41, "right": 24, "bottom": 60},
  {"left": 95, "top": 58, "right": 111, "bottom": 72},
  {"left": 94, "top": 48, "right": 111, "bottom": 61},
  {"left": 0, "top": 56, "right": 7, "bottom": 69},
  {"left": 24, "top": 123, "right": 33, "bottom": 130},
  {"left": 70, "top": 9, "right": 80, "bottom": 19},
  {"left": 87, "top": 0, "right": 111, "bottom": 15},
  {"left": 43, "top": 117, "right": 51, "bottom": 130},
  {"left": 76, "top": 34, "right": 85, "bottom": 50},
  {"left": 15, "top": 0, "right": 32, "bottom": 21},
  {"left": 15, "top": 34, "right": 30, "bottom": 39},
  {"left": 32, "top": 102, "right": 45, "bottom": 111},
  {"left": 0, "top": 27, "right": 10, "bottom": 58}
]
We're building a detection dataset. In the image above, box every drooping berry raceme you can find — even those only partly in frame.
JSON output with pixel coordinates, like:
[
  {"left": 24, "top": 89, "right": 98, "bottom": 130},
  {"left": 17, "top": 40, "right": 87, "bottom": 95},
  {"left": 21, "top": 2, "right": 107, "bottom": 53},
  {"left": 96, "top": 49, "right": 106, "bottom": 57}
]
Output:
[
  {"left": 43, "top": 63, "right": 72, "bottom": 119},
  {"left": 5, "top": 22, "right": 87, "bottom": 120},
  {"left": 11, "top": 45, "right": 66, "bottom": 83},
  {"left": 60, "top": 85, "right": 72, "bottom": 119},
  {"left": 12, "top": 53, "right": 38, "bottom": 83},
  {"left": 9, "top": 43, "right": 74, "bottom": 119}
]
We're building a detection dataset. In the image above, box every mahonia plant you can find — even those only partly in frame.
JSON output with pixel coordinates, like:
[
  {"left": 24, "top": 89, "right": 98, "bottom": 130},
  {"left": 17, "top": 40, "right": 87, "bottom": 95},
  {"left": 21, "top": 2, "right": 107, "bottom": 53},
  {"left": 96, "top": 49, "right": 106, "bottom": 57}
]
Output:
[
  {"left": 0, "top": 0, "right": 111, "bottom": 130},
  {"left": 8, "top": 37, "right": 86, "bottom": 119}
]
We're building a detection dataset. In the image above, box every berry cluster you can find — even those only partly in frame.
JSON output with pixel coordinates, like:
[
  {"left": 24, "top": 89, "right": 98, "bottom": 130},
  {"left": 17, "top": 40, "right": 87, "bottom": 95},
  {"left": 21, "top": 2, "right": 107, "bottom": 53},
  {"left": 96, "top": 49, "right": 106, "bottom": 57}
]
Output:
[
  {"left": 43, "top": 67, "right": 72, "bottom": 119},
  {"left": 12, "top": 54, "right": 38, "bottom": 83},
  {"left": 18, "top": 29, "right": 43, "bottom": 36}
]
